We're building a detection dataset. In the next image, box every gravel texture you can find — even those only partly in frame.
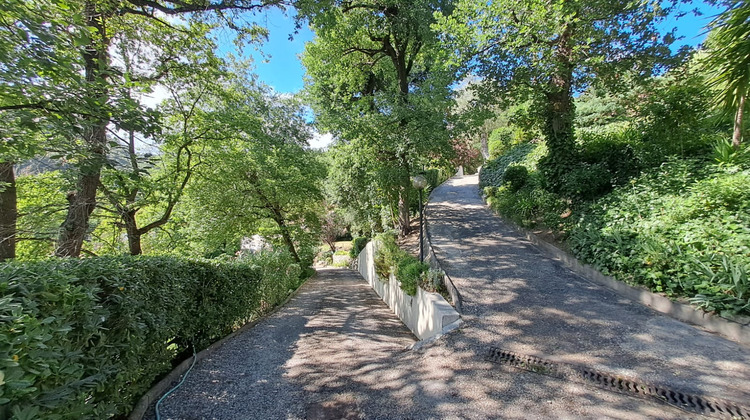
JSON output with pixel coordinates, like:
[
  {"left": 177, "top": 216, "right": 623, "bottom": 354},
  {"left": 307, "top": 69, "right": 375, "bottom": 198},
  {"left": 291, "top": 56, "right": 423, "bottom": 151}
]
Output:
[
  {"left": 148, "top": 268, "right": 699, "bottom": 420},
  {"left": 426, "top": 174, "right": 750, "bottom": 406},
  {"left": 144, "top": 174, "right": 750, "bottom": 419}
]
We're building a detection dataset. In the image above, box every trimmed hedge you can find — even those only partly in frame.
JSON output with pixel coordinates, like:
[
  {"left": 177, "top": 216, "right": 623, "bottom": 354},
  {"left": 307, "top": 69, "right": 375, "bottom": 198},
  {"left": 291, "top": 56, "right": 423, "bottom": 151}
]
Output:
[
  {"left": 0, "top": 252, "right": 301, "bottom": 419},
  {"left": 349, "top": 237, "right": 370, "bottom": 259}
]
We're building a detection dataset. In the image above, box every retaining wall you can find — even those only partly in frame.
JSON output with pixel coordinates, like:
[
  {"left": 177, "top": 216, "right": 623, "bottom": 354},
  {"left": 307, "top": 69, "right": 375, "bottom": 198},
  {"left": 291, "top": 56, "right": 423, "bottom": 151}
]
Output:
[{"left": 357, "top": 241, "right": 461, "bottom": 340}]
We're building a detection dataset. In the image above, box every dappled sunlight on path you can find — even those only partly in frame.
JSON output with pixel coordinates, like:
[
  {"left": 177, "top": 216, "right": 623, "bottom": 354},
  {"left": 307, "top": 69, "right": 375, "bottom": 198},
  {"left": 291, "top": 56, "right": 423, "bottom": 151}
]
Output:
[
  {"left": 427, "top": 174, "right": 750, "bottom": 406},
  {"left": 147, "top": 266, "right": 691, "bottom": 419}
]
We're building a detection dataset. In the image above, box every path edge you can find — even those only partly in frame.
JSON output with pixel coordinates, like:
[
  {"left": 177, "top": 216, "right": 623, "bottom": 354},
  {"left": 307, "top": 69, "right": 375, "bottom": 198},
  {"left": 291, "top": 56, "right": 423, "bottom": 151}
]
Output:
[
  {"left": 475, "top": 184, "right": 750, "bottom": 346},
  {"left": 423, "top": 188, "right": 464, "bottom": 314},
  {"left": 127, "top": 274, "right": 312, "bottom": 420}
]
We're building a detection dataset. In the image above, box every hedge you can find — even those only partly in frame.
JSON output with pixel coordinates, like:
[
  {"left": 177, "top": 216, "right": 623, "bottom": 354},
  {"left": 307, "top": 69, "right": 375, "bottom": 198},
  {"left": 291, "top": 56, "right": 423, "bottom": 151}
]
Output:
[{"left": 0, "top": 251, "right": 301, "bottom": 419}]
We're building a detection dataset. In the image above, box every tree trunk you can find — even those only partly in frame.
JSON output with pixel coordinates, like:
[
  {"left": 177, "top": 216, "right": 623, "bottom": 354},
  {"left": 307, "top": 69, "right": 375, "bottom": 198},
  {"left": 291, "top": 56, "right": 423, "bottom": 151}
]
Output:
[
  {"left": 123, "top": 210, "right": 142, "bottom": 256},
  {"left": 540, "top": 22, "right": 576, "bottom": 191},
  {"left": 733, "top": 94, "right": 745, "bottom": 148},
  {"left": 56, "top": 168, "right": 102, "bottom": 257},
  {"left": 56, "top": 0, "right": 110, "bottom": 257},
  {"left": 271, "top": 209, "right": 301, "bottom": 264},
  {"left": 480, "top": 130, "right": 490, "bottom": 160},
  {"left": 0, "top": 162, "right": 17, "bottom": 261}
]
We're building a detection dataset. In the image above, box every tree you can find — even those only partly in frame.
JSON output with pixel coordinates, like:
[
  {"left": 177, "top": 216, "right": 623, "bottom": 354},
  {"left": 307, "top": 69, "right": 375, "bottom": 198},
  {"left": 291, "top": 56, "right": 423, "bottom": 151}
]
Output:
[
  {"left": 299, "top": 0, "right": 454, "bottom": 236},
  {"left": 97, "top": 36, "right": 226, "bottom": 255},
  {"left": 436, "top": 0, "right": 680, "bottom": 190},
  {"left": 185, "top": 85, "right": 325, "bottom": 263},
  {"left": 0, "top": 0, "right": 86, "bottom": 260},
  {"left": 2, "top": 0, "right": 285, "bottom": 258},
  {"left": 54, "top": 0, "right": 291, "bottom": 257},
  {"left": 701, "top": 0, "right": 750, "bottom": 148}
]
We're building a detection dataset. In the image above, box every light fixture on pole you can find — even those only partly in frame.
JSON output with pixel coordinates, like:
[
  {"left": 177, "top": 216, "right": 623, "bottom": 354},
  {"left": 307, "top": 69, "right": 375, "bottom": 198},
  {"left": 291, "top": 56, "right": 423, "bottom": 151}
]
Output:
[{"left": 411, "top": 174, "right": 428, "bottom": 263}]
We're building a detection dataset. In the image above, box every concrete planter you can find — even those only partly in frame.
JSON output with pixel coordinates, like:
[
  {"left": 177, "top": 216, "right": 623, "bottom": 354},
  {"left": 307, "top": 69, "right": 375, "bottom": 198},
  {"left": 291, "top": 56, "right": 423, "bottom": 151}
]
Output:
[{"left": 357, "top": 241, "right": 460, "bottom": 340}]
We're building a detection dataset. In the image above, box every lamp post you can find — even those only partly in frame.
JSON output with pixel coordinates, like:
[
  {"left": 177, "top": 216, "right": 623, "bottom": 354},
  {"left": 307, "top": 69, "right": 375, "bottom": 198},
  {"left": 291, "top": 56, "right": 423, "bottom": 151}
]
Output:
[{"left": 411, "top": 174, "right": 428, "bottom": 263}]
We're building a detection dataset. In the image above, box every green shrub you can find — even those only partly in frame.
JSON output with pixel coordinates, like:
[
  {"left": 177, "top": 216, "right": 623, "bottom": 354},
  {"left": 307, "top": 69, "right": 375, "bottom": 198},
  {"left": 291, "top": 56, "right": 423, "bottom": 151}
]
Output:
[
  {"left": 502, "top": 164, "right": 529, "bottom": 192},
  {"left": 372, "top": 233, "right": 428, "bottom": 296},
  {"left": 0, "top": 251, "right": 301, "bottom": 419},
  {"left": 349, "top": 237, "right": 370, "bottom": 258},
  {"left": 569, "top": 159, "right": 750, "bottom": 317},
  {"left": 479, "top": 142, "right": 538, "bottom": 189},
  {"left": 396, "top": 255, "right": 428, "bottom": 296}
]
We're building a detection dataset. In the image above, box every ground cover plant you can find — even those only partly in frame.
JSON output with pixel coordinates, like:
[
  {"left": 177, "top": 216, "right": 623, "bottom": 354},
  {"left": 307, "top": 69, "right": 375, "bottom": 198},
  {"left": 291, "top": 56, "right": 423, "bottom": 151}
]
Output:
[
  {"left": 0, "top": 251, "right": 303, "bottom": 419},
  {"left": 480, "top": 134, "right": 750, "bottom": 318}
]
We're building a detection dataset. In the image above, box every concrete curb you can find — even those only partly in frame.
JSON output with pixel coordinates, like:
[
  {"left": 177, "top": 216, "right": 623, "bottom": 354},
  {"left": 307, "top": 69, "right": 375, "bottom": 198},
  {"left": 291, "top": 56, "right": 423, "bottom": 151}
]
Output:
[
  {"left": 481, "top": 194, "right": 750, "bottom": 346},
  {"left": 424, "top": 190, "right": 464, "bottom": 313},
  {"left": 127, "top": 275, "right": 311, "bottom": 420}
]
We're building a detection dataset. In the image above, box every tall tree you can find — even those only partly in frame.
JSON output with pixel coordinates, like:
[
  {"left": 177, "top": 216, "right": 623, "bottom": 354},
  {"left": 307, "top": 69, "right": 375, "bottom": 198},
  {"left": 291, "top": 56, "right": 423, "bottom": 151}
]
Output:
[
  {"left": 97, "top": 26, "right": 224, "bottom": 255},
  {"left": 299, "top": 0, "right": 454, "bottom": 236},
  {"left": 436, "top": 0, "right": 680, "bottom": 190},
  {"left": 187, "top": 86, "right": 325, "bottom": 263},
  {"left": 702, "top": 0, "right": 750, "bottom": 148},
  {"left": 53, "top": 0, "right": 288, "bottom": 257},
  {"left": 0, "top": 0, "right": 84, "bottom": 260}
]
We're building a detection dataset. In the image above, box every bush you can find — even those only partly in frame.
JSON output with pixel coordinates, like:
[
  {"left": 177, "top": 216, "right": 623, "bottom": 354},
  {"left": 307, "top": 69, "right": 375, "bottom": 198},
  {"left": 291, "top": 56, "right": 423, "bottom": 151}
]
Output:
[
  {"left": 349, "top": 237, "right": 370, "bottom": 258},
  {"left": 396, "top": 255, "right": 429, "bottom": 296},
  {"left": 479, "top": 142, "right": 538, "bottom": 189},
  {"left": 372, "top": 233, "right": 429, "bottom": 296},
  {"left": 569, "top": 159, "right": 750, "bottom": 318},
  {"left": 502, "top": 165, "right": 529, "bottom": 192},
  {"left": 0, "top": 251, "right": 302, "bottom": 419}
]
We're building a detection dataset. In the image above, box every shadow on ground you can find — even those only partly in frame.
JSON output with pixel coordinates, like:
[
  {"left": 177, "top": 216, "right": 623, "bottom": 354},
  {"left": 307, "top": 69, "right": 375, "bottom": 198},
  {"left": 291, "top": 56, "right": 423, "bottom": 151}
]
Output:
[
  {"left": 150, "top": 267, "right": 696, "bottom": 419},
  {"left": 426, "top": 175, "right": 750, "bottom": 406}
]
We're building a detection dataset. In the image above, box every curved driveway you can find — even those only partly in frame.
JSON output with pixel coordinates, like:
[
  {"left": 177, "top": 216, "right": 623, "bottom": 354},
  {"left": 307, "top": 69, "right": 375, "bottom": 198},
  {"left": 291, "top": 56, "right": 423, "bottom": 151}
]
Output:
[{"left": 426, "top": 174, "right": 750, "bottom": 406}]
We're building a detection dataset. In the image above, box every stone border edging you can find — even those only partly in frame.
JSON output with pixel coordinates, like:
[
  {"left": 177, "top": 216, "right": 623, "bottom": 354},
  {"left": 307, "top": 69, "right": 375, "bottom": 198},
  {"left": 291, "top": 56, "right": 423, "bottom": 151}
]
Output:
[
  {"left": 128, "top": 276, "right": 311, "bottom": 420},
  {"left": 480, "top": 193, "right": 750, "bottom": 346}
]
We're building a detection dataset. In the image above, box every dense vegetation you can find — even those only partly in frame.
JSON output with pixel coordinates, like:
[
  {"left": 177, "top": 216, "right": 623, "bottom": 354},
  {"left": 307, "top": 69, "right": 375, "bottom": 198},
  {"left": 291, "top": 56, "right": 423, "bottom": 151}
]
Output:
[
  {"left": 2, "top": 0, "right": 750, "bottom": 416},
  {"left": 0, "top": 251, "right": 302, "bottom": 419},
  {"left": 480, "top": 60, "right": 750, "bottom": 318}
]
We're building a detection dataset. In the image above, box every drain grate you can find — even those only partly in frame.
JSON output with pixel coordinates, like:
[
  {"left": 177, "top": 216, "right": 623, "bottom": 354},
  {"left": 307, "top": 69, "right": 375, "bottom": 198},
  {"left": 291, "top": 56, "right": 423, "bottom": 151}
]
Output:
[{"left": 486, "top": 347, "right": 750, "bottom": 419}]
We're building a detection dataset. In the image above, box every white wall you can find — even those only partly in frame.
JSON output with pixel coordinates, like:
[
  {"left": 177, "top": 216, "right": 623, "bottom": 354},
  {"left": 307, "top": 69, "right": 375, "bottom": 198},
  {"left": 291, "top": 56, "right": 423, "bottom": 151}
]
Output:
[{"left": 357, "top": 241, "right": 460, "bottom": 340}]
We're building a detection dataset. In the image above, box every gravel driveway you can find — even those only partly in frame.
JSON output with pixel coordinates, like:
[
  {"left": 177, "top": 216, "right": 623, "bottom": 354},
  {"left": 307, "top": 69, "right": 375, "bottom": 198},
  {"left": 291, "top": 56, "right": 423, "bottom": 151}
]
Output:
[
  {"left": 426, "top": 174, "right": 750, "bottom": 408},
  {"left": 144, "top": 174, "right": 750, "bottom": 419},
  {"left": 148, "top": 268, "right": 702, "bottom": 420}
]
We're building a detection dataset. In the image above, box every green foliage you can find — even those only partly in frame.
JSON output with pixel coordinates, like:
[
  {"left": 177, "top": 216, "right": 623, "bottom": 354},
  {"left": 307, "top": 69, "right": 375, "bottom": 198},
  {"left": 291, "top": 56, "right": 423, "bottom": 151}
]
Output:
[
  {"left": 502, "top": 165, "right": 528, "bottom": 192},
  {"left": 486, "top": 173, "right": 566, "bottom": 229},
  {"left": 0, "top": 251, "right": 301, "bottom": 419},
  {"left": 372, "top": 233, "right": 428, "bottom": 296},
  {"left": 569, "top": 159, "right": 750, "bottom": 317},
  {"left": 488, "top": 125, "right": 532, "bottom": 159},
  {"left": 479, "top": 142, "right": 540, "bottom": 189},
  {"left": 395, "top": 255, "right": 429, "bottom": 297},
  {"left": 350, "top": 237, "right": 370, "bottom": 259},
  {"left": 713, "top": 138, "right": 750, "bottom": 166},
  {"left": 302, "top": 0, "right": 455, "bottom": 235},
  {"left": 15, "top": 172, "right": 70, "bottom": 260},
  {"left": 699, "top": 0, "right": 750, "bottom": 145}
]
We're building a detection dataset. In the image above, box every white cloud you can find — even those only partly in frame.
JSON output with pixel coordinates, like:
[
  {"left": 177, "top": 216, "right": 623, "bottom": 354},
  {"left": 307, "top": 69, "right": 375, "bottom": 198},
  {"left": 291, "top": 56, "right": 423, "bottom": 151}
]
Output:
[
  {"left": 139, "top": 84, "right": 171, "bottom": 109},
  {"left": 309, "top": 131, "right": 333, "bottom": 150}
]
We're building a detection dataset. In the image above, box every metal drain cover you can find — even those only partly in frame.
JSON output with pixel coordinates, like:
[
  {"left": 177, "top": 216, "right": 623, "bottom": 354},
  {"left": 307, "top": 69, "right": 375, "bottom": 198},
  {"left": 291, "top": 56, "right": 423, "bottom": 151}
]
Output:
[{"left": 486, "top": 347, "right": 750, "bottom": 419}]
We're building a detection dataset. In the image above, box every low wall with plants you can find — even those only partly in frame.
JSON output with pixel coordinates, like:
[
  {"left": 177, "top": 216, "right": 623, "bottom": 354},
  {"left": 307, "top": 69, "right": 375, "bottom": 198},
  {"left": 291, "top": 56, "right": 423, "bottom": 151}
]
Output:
[
  {"left": 357, "top": 238, "right": 460, "bottom": 340},
  {"left": 0, "top": 251, "right": 302, "bottom": 419}
]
